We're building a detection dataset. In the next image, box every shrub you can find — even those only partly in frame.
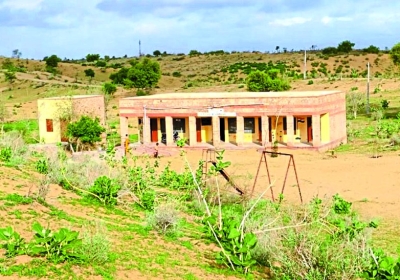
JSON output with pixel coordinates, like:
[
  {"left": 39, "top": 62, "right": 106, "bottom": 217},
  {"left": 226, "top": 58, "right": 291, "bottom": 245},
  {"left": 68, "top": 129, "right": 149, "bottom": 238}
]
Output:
[
  {"left": 67, "top": 116, "right": 105, "bottom": 149},
  {"left": 307, "top": 80, "right": 314, "bottom": 85},
  {"left": 247, "top": 196, "right": 375, "bottom": 279},
  {"left": 147, "top": 203, "right": 180, "bottom": 234},
  {"left": 246, "top": 70, "right": 290, "bottom": 92},
  {"left": 172, "top": 71, "right": 182, "bottom": 77},
  {"left": 88, "top": 176, "right": 121, "bottom": 205},
  {"left": 78, "top": 221, "right": 111, "bottom": 264}
]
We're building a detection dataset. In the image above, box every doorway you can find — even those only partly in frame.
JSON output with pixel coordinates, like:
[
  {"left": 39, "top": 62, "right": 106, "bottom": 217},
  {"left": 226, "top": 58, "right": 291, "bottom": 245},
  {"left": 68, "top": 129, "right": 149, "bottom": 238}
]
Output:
[
  {"left": 307, "top": 117, "right": 313, "bottom": 142},
  {"left": 258, "top": 117, "right": 262, "bottom": 142},
  {"left": 219, "top": 118, "right": 225, "bottom": 142},
  {"left": 196, "top": 118, "right": 201, "bottom": 142},
  {"left": 150, "top": 118, "right": 158, "bottom": 142}
]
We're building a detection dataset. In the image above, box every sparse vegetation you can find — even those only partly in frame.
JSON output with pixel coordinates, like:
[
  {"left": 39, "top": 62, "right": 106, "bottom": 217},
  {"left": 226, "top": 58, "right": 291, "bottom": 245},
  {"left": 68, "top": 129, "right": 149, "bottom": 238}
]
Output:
[{"left": 0, "top": 44, "right": 400, "bottom": 279}]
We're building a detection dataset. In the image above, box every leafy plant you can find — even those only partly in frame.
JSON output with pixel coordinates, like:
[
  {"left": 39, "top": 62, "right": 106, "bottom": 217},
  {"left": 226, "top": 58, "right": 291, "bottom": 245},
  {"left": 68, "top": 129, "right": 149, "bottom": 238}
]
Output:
[
  {"left": 88, "top": 176, "right": 121, "bottom": 205},
  {"left": 30, "top": 222, "right": 84, "bottom": 263},
  {"left": 204, "top": 215, "right": 257, "bottom": 274},
  {"left": 0, "top": 226, "right": 28, "bottom": 257},
  {"left": 36, "top": 158, "right": 49, "bottom": 174},
  {"left": 332, "top": 194, "right": 352, "bottom": 214},
  {"left": 381, "top": 99, "right": 390, "bottom": 110},
  {"left": 363, "top": 249, "right": 400, "bottom": 279},
  {"left": 0, "top": 146, "right": 12, "bottom": 162}
]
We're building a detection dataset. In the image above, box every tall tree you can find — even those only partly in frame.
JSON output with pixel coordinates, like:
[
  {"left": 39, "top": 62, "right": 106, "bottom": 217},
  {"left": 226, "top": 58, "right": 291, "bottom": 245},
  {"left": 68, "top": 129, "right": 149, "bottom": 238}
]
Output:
[
  {"left": 12, "top": 49, "right": 21, "bottom": 60},
  {"left": 337, "top": 40, "right": 355, "bottom": 53},
  {"left": 84, "top": 68, "right": 95, "bottom": 83},
  {"left": 126, "top": 58, "right": 161, "bottom": 90},
  {"left": 390, "top": 42, "right": 400, "bottom": 66},
  {"left": 45, "top": 55, "right": 61, "bottom": 68}
]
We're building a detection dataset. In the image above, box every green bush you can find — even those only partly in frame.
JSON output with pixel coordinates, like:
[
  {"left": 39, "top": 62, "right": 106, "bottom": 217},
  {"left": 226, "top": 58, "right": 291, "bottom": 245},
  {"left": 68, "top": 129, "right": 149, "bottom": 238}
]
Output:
[
  {"left": 0, "top": 146, "right": 12, "bottom": 162},
  {"left": 67, "top": 116, "right": 105, "bottom": 147},
  {"left": 246, "top": 70, "right": 290, "bottom": 92},
  {"left": 88, "top": 176, "right": 121, "bottom": 205}
]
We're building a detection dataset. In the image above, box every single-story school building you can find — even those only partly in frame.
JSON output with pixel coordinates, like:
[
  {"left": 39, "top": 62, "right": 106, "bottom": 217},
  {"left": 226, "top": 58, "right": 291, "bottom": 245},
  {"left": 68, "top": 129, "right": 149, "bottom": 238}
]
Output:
[{"left": 119, "top": 91, "right": 346, "bottom": 151}]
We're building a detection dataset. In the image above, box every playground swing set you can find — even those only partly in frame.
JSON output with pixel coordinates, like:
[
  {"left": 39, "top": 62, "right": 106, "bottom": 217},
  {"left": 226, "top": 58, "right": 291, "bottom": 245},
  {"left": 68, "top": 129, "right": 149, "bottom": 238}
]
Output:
[{"left": 201, "top": 148, "right": 303, "bottom": 203}]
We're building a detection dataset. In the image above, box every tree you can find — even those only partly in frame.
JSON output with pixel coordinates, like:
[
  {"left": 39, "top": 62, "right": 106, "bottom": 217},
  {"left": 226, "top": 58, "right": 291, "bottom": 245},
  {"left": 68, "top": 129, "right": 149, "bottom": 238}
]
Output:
[
  {"left": 153, "top": 50, "right": 161, "bottom": 57},
  {"left": 322, "top": 47, "right": 338, "bottom": 55},
  {"left": 275, "top": 46, "right": 280, "bottom": 53},
  {"left": 84, "top": 68, "right": 95, "bottom": 83},
  {"left": 126, "top": 58, "right": 161, "bottom": 90},
  {"left": 246, "top": 70, "right": 290, "bottom": 92},
  {"left": 12, "top": 49, "right": 21, "bottom": 60},
  {"left": 337, "top": 40, "right": 355, "bottom": 53},
  {"left": 109, "top": 67, "right": 129, "bottom": 85},
  {"left": 102, "top": 82, "right": 117, "bottom": 96},
  {"left": 86, "top": 54, "right": 100, "bottom": 62},
  {"left": 4, "top": 71, "right": 16, "bottom": 85},
  {"left": 104, "top": 55, "right": 110, "bottom": 62},
  {"left": 363, "top": 45, "right": 380, "bottom": 54},
  {"left": 67, "top": 116, "right": 105, "bottom": 150},
  {"left": 346, "top": 91, "right": 364, "bottom": 119},
  {"left": 390, "top": 43, "right": 400, "bottom": 66},
  {"left": 189, "top": 50, "right": 202, "bottom": 56},
  {"left": 45, "top": 55, "right": 61, "bottom": 68}
]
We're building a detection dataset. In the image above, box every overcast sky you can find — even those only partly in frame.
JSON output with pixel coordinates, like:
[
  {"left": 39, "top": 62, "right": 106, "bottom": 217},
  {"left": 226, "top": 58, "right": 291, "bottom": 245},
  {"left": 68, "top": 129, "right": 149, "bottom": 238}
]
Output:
[{"left": 1, "top": 0, "right": 399, "bottom": 60}]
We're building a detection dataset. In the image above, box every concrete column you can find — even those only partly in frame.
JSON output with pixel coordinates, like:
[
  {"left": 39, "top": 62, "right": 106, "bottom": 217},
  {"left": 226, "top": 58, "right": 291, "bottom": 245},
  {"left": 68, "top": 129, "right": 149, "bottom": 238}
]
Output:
[
  {"left": 142, "top": 116, "right": 151, "bottom": 144},
  {"left": 212, "top": 116, "right": 220, "bottom": 147},
  {"left": 224, "top": 118, "right": 229, "bottom": 143},
  {"left": 120, "top": 116, "right": 128, "bottom": 144},
  {"left": 286, "top": 115, "right": 294, "bottom": 146},
  {"left": 312, "top": 114, "right": 321, "bottom": 147},
  {"left": 236, "top": 116, "right": 244, "bottom": 146},
  {"left": 188, "top": 116, "right": 197, "bottom": 146},
  {"left": 261, "top": 116, "right": 269, "bottom": 146},
  {"left": 165, "top": 116, "right": 174, "bottom": 146}
]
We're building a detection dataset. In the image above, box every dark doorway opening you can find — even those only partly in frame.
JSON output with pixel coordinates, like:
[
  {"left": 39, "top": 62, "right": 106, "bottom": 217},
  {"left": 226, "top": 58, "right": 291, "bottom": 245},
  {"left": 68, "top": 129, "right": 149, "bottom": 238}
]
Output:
[
  {"left": 219, "top": 118, "right": 225, "bottom": 142},
  {"left": 307, "top": 117, "right": 313, "bottom": 142}
]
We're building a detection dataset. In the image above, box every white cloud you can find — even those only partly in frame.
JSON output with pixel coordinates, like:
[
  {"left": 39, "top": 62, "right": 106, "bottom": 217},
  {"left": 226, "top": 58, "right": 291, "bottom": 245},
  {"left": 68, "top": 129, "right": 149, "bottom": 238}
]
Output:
[
  {"left": 0, "top": 0, "right": 43, "bottom": 10},
  {"left": 321, "top": 16, "right": 352, "bottom": 25},
  {"left": 269, "top": 17, "right": 311, "bottom": 26},
  {"left": 0, "top": 0, "right": 399, "bottom": 59}
]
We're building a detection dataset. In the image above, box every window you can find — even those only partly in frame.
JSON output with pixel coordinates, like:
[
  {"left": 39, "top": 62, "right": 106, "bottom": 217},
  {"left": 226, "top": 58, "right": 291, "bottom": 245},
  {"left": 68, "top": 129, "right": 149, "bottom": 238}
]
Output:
[
  {"left": 244, "top": 118, "right": 255, "bottom": 133},
  {"left": 228, "top": 118, "right": 237, "bottom": 133},
  {"left": 46, "top": 119, "right": 54, "bottom": 132},
  {"left": 173, "top": 118, "right": 186, "bottom": 133},
  {"left": 201, "top": 118, "right": 212, "bottom": 126}
]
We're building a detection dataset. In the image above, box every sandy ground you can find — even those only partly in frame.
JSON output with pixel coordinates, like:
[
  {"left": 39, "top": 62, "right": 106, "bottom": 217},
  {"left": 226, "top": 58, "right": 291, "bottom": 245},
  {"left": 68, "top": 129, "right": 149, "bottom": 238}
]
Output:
[{"left": 146, "top": 147, "right": 400, "bottom": 222}]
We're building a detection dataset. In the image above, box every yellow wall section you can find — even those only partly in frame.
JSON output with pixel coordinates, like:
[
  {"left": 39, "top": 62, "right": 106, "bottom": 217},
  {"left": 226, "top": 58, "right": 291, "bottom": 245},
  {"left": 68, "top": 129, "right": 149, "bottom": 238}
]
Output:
[
  {"left": 201, "top": 126, "right": 212, "bottom": 142},
  {"left": 157, "top": 118, "right": 162, "bottom": 141},
  {"left": 38, "top": 99, "right": 72, "bottom": 144},
  {"left": 297, "top": 119, "right": 308, "bottom": 142},
  {"left": 321, "top": 113, "right": 330, "bottom": 142},
  {"left": 224, "top": 118, "right": 229, "bottom": 142}
]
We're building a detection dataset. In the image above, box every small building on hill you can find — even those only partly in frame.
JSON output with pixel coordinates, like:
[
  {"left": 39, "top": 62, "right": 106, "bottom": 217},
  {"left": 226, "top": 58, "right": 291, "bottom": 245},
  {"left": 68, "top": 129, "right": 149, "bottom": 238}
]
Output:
[
  {"left": 37, "top": 95, "right": 105, "bottom": 144},
  {"left": 119, "top": 91, "right": 346, "bottom": 151}
]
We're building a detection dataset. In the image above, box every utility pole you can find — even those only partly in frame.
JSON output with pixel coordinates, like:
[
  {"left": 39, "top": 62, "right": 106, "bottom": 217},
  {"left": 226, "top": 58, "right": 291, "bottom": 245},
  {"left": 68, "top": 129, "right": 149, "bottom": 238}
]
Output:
[
  {"left": 139, "top": 40, "right": 142, "bottom": 57},
  {"left": 366, "top": 62, "right": 370, "bottom": 114},
  {"left": 303, "top": 50, "right": 307, "bottom": 80}
]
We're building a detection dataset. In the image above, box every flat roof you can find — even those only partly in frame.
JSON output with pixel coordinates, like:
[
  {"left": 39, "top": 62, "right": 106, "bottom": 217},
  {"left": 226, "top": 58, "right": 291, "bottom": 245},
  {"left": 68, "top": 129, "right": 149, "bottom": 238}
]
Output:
[
  {"left": 122, "top": 91, "right": 341, "bottom": 100},
  {"left": 39, "top": 94, "right": 102, "bottom": 100}
]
